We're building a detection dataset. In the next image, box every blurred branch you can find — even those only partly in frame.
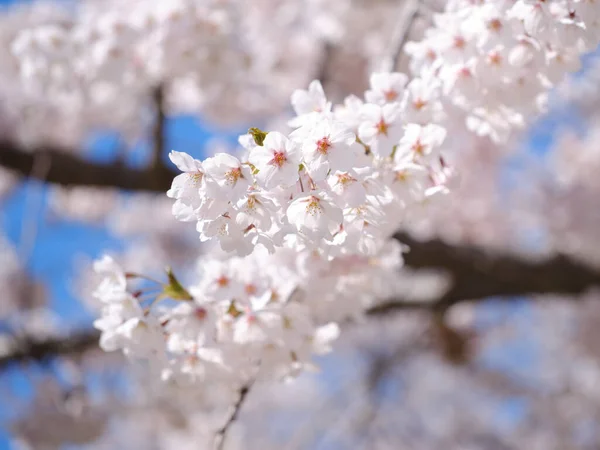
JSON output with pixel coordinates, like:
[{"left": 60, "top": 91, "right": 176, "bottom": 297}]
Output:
[
  {"left": 19, "top": 153, "right": 51, "bottom": 263},
  {"left": 1, "top": 232, "right": 600, "bottom": 368},
  {"left": 151, "top": 85, "right": 166, "bottom": 169},
  {"left": 316, "top": 41, "right": 334, "bottom": 87},
  {"left": 0, "top": 139, "right": 175, "bottom": 192},
  {"left": 382, "top": 0, "right": 420, "bottom": 71},
  {"left": 0, "top": 233, "right": 599, "bottom": 368},
  {"left": 368, "top": 232, "right": 600, "bottom": 315},
  {"left": 0, "top": 330, "right": 100, "bottom": 370},
  {"left": 215, "top": 382, "right": 253, "bottom": 450}
]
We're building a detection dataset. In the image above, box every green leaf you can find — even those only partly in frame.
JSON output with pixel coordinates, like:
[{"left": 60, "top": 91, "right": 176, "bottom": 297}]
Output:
[
  {"left": 162, "top": 267, "right": 193, "bottom": 301},
  {"left": 248, "top": 127, "right": 268, "bottom": 146}
]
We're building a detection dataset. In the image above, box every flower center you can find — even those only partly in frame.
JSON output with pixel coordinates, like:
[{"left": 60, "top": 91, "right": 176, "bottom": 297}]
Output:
[
  {"left": 453, "top": 36, "right": 466, "bottom": 49},
  {"left": 395, "top": 170, "right": 408, "bottom": 182},
  {"left": 376, "top": 119, "right": 389, "bottom": 136},
  {"left": 384, "top": 90, "right": 398, "bottom": 102},
  {"left": 413, "top": 98, "right": 427, "bottom": 110},
  {"left": 225, "top": 167, "right": 242, "bottom": 185},
  {"left": 245, "top": 283, "right": 257, "bottom": 296},
  {"left": 269, "top": 151, "right": 287, "bottom": 168},
  {"left": 316, "top": 137, "right": 332, "bottom": 155},
  {"left": 487, "top": 51, "right": 502, "bottom": 66},
  {"left": 488, "top": 18, "right": 502, "bottom": 31},
  {"left": 195, "top": 307, "right": 207, "bottom": 320},
  {"left": 216, "top": 275, "right": 229, "bottom": 287},
  {"left": 412, "top": 140, "right": 426, "bottom": 155},
  {"left": 337, "top": 173, "right": 355, "bottom": 186},
  {"left": 306, "top": 196, "right": 322, "bottom": 215},
  {"left": 188, "top": 172, "right": 203, "bottom": 185},
  {"left": 246, "top": 195, "right": 257, "bottom": 210}
]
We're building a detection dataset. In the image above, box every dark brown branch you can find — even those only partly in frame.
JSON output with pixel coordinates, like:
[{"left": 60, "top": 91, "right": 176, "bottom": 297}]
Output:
[
  {"left": 368, "top": 232, "right": 600, "bottom": 315},
  {"left": 214, "top": 382, "right": 253, "bottom": 450},
  {"left": 151, "top": 84, "right": 166, "bottom": 170},
  {"left": 1, "top": 233, "right": 600, "bottom": 368},
  {"left": 0, "top": 140, "right": 175, "bottom": 192},
  {"left": 0, "top": 330, "right": 100, "bottom": 370}
]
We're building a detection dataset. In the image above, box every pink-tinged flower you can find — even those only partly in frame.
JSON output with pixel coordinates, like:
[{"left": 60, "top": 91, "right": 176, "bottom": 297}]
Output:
[
  {"left": 326, "top": 171, "right": 367, "bottom": 207},
  {"left": 300, "top": 118, "right": 358, "bottom": 181},
  {"left": 395, "top": 124, "right": 447, "bottom": 164},
  {"left": 508, "top": 0, "right": 553, "bottom": 37},
  {"left": 403, "top": 74, "right": 443, "bottom": 124},
  {"left": 291, "top": 80, "right": 331, "bottom": 117},
  {"left": 167, "top": 150, "right": 205, "bottom": 204},
  {"left": 248, "top": 132, "right": 301, "bottom": 189},
  {"left": 358, "top": 103, "right": 404, "bottom": 158},
  {"left": 202, "top": 153, "right": 252, "bottom": 202},
  {"left": 365, "top": 72, "right": 408, "bottom": 105},
  {"left": 286, "top": 193, "right": 343, "bottom": 240}
]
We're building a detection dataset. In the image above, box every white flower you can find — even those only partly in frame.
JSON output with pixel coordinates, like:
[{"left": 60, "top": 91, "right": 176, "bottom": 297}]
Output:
[
  {"left": 403, "top": 74, "right": 443, "bottom": 124},
  {"left": 291, "top": 80, "right": 331, "bottom": 117},
  {"left": 395, "top": 124, "right": 447, "bottom": 164},
  {"left": 286, "top": 193, "right": 343, "bottom": 240},
  {"left": 202, "top": 153, "right": 252, "bottom": 202},
  {"left": 298, "top": 118, "right": 358, "bottom": 181},
  {"left": 357, "top": 103, "right": 404, "bottom": 158},
  {"left": 165, "top": 303, "right": 214, "bottom": 353},
  {"left": 93, "top": 255, "right": 127, "bottom": 298},
  {"left": 248, "top": 132, "right": 301, "bottom": 189},
  {"left": 387, "top": 162, "right": 431, "bottom": 203},
  {"left": 167, "top": 151, "right": 207, "bottom": 220},
  {"left": 326, "top": 171, "right": 367, "bottom": 208},
  {"left": 235, "top": 189, "right": 277, "bottom": 231},
  {"left": 508, "top": 0, "right": 553, "bottom": 37},
  {"left": 334, "top": 94, "right": 364, "bottom": 131},
  {"left": 119, "top": 317, "right": 166, "bottom": 360},
  {"left": 365, "top": 72, "right": 408, "bottom": 105}
]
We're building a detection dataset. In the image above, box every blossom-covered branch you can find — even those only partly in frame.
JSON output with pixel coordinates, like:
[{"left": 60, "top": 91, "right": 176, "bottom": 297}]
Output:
[{"left": 3, "top": 235, "right": 600, "bottom": 369}]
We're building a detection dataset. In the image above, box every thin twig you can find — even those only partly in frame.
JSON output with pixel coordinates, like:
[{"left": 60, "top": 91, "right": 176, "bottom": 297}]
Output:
[
  {"left": 382, "top": 0, "right": 420, "bottom": 72},
  {"left": 214, "top": 381, "right": 254, "bottom": 450}
]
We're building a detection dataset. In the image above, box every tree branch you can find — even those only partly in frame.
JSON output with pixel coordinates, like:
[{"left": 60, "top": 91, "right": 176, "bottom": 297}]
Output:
[
  {"left": 382, "top": 0, "right": 420, "bottom": 72},
  {"left": 214, "top": 382, "right": 253, "bottom": 450},
  {"left": 151, "top": 84, "right": 166, "bottom": 170},
  {"left": 0, "top": 330, "right": 100, "bottom": 370},
  {"left": 0, "top": 140, "right": 175, "bottom": 192},
  {"left": 368, "top": 232, "right": 600, "bottom": 315},
  {"left": 1, "top": 233, "right": 599, "bottom": 367}
]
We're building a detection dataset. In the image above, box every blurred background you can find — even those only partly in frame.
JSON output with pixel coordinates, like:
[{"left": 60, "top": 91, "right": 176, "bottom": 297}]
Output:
[{"left": 0, "top": 0, "right": 600, "bottom": 449}]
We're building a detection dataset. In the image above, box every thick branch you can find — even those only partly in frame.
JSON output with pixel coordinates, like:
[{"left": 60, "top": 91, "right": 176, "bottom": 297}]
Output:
[
  {"left": 0, "top": 330, "right": 100, "bottom": 370},
  {"left": 1, "top": 234, "right": 599, "bottom": 367},
  {"left": 368, "top": 233, "right": 600, "bottom": 315},
  {"left": 0, "top": 140, "right": 175, "bottom": 192}
]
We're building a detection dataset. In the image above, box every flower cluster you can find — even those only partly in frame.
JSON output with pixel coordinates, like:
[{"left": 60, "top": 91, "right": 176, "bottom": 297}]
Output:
[
  {"left": 168, "top": 75, "right": 449, "bottom": 259},
  {"left": 92, "top": 0, "right": 600, "bottom": 392},
  {"left": 4, "top": 0, "right": 347, "bottom": 141},
  {"left": 407, "top": 0, "right": 600, "bottom": 141},
  {"left": 93, "top": 241, "right": 403, "bottom": 385}
]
